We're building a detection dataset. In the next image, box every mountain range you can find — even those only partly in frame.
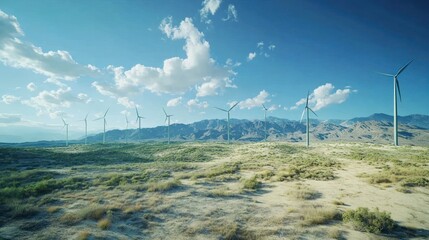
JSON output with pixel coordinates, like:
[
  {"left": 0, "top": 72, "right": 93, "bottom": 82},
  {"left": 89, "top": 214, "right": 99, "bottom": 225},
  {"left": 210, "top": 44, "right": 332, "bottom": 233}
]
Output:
[{"left": 1, "top": 113, "right": 428, "bottom": 147}]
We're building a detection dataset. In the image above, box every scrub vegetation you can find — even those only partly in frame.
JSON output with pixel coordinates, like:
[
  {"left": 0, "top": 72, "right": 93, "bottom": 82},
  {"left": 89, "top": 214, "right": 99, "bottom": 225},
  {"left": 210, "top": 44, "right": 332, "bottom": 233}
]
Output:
[{"left": 0, "top": 142, "right": 427, "bottom": 239}]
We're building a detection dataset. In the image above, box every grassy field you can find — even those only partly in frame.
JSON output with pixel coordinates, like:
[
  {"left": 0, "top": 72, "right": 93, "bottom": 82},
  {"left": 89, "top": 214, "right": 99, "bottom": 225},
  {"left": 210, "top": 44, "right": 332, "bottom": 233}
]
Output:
[{"left": 0, "top": 142, "right": 428, "bottom": 239}]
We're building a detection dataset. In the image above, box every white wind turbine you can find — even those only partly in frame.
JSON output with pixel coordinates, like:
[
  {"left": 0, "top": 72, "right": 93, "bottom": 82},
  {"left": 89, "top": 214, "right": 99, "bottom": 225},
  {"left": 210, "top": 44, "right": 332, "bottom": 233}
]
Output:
[
  {"left": 378, "top": 60, "right": 413, "bottom": 146},
  {"left": 163, "top": 108, "right": 173, "bottom": 144},
  {"left": 262, "top": 104, "right": 268, "bottom": 141},
  {"left": 135, "top": 107, "right": 144, "bottom": 141},
  {"left": 300, "top": 91, "right": 318, "bottom": 147},
  {"left": 125, "top": 115, "right": 130, "bottom": 143},
  {"left": 94, "top": 108, "right": 109, "bottom": 144},
  {"left": 80, "top": 113, "right": 88, "bottom": 145},
  {"left": 61, "top": 117, "right": 69, "bottom": 147},
  {"left": 214, "top": 102, "right": 239, "bottom": 144}
]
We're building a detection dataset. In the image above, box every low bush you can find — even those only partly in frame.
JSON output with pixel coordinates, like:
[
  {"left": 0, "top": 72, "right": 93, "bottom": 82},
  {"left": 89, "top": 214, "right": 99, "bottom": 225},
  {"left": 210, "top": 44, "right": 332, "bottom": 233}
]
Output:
[
  {"left": 342, "top": 207, "right": 395, "bottom": 233},
  {"left": 241, "top": 176, "right": 260, "bottom": 190}
]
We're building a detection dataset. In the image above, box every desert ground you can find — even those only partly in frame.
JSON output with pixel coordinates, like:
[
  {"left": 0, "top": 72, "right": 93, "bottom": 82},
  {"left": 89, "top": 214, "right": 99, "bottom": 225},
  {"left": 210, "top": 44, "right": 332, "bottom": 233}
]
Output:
[{"left": 0, "top": 142, "right": 428, "bottom": 239}]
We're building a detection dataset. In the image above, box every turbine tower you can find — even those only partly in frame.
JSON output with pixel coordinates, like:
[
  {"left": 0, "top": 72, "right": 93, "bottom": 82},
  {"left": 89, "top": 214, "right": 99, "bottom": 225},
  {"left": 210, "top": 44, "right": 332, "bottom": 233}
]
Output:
[
  {"left": 163, "top": 108, "right": 173, "bottom": 144},
  {"left": 95, "top": 108, "right": 109, "bottom": 144},
  {"left": 262, "top": 104, "right": 268, "bottom": 141},
  {"left": 62, "top": 117, "right": 69, "bottom": 147},
  {"left": 135, "top": 107, "right": 144, "bottom": 141},
  {"left": 81, "top": 113, "right": 88, "bottom": 145},
  {"left": 378, "top": 60, "right": 413, "bottom": 146},
  {"left": 300, "top": 92, "right": 318, "bottom": 147},
  {"left": 214, "top": 102, "right": 239, "bottom": 144}
]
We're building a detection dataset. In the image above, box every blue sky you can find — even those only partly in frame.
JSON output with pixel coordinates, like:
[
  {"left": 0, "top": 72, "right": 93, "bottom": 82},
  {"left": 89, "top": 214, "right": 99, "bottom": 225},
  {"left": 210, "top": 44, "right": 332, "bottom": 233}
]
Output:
[{"left": 0, "top": 0, "right": 428, "bottom": 140}]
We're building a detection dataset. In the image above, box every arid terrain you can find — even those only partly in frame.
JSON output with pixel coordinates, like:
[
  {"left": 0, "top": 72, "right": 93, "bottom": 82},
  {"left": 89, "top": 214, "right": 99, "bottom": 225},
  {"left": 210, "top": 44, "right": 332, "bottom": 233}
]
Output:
[{"left": 0, "top": 142, "right": 428, "bottom": 239}]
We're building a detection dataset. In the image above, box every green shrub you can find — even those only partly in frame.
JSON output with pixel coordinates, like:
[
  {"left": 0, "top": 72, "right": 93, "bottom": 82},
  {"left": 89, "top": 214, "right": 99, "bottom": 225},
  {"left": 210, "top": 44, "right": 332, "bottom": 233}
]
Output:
[
  {"left": 242, "top": 176, "right": 260, "bottom": 190},
  {"left": 342, "top": 207, "right": 395, "bottom": 233}
]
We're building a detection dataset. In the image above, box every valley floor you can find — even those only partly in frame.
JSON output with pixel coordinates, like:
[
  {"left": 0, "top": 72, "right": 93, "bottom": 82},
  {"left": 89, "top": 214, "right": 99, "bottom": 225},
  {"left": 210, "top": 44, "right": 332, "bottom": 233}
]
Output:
[{"left": 0, "top": 142, "right": 428, "bottom": 239}]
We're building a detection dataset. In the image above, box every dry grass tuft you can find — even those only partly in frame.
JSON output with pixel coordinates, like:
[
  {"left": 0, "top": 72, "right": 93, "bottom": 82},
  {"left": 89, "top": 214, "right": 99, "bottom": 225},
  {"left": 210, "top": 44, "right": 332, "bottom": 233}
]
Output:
[
  {"left": 300, "top": 205, "right": 340, "bottom": 226},
  {"left": 77, "top": 230, "right": 90, "bottom": 240},
  {"left": 146, "top": 179, "right": 181, "bottom": 192},
  {"left": 123, "top": 203, "right": 143, "bottom": 214},
  {"left": 327, "top": 228, "right": 342, "bottom": 239},
  {"left": 47, "top": 206, "right": 61, "bottom": 213},
  {"left": 289, "top": 185, "right": 321, "bottom": 200},
  {"left": 97, "top": 218, "right": 111, "bottom": 230}
]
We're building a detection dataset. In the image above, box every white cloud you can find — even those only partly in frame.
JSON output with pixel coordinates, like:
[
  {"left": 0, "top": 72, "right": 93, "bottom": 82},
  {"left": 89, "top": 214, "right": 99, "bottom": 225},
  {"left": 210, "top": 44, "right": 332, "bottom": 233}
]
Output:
[
  {"left": 238, "top": 90, "right": 270, "bottom": 109},
  {"left": 27, "top": 82, "right": 36, "bottom": 91},
  {"left": 117, "top": 97, "right": 136, "bottom": 109},
  {"left": 200, "top": 0, "right": 222, "bottom": 24},
  {"left": 0, "top": 113, "right": 21, "bottom": 123},
  {"left": 247, "top": 52, "right": 256, "bottom": 61},
  {"left": 2, "top": 94, "right": 21, "bottom": 104},
  {"left": 0, "top": 10, "right": 97, "bottom": 82},
  {"left": 93, "top": 17, "right": 234, "bottom": 99},
  {"left": 167, "top": 96, "right": 182, "bottom": 107},
  {"left": 257, "top": 42, "right": 264, "bottom": 48},
  {"left": 187, "top": 98, "right": 208, "bottom": 109},
  {"left": 268, "top": 44, "right": 276, "bottom": 50},
  {"left": 268, "top": 104, "right": 280, "bottom": 111},
  {"left": 222, "top": 4, "right": 238, "bottom": 22},
  {"left": 77, "top": 93, "right": 91, "bottom": 103},
  {"left": 22, "top": 87, "right": 90, "bottom": 118},
  {"left": 292, "top": 83, "right": 353, "bottom": 111}
]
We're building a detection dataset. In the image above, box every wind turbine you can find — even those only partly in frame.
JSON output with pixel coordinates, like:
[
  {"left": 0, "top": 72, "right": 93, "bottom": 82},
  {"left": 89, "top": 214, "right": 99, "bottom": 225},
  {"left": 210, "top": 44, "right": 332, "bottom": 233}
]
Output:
[
  {"left": 163, "top": 108, "right": 173, "bottom": 144},
  {"left": 94, "top": 108, "right": 109, "bottom": 144},
  {"left": 378, "top": 60, "right": 413, "bottom": 146},
  {"left": 214, "top": 102, "right": 239, "bottom": 144},
  {"left": 61, "top": 117, "right": 69, "bottom": 147},
  {"left": 300, "top": 91, "right": 318, "bottom": 147},
  {"left": 80, "top": 113, "right": 88, "bottom": 145},
  {"left": 262, "top": 104, "right": 268, "bottom": 141},
  {"left": 125, "top": 115, "right": 130, "bottom": 143},
  {"left": 135, "top": 107, "right": 144, "bottom": 141}
]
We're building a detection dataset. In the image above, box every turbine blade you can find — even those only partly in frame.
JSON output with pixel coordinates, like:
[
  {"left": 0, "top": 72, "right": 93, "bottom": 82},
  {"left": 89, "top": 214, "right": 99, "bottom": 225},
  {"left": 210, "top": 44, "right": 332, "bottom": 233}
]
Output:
[
  {"left": 262, "top": 104, "right": 267, "bottom": 111},
  {"left": 84, "top": 113, "right": 88, "bottom": 120},
  {"left": 214, "top": 107, "right": 227, "bottom": 112},
  {"left": 376, "top": 72, "right": 394, "bottom": 77},
  {"left": 309, "top": 108, "right": 318, "bottom": 117},
  {"left": 229, "top": 101, "right": 239, "bottom": 111},
  {"left": 163, "top": 108, "right": 168, "bottom": 116},
  {"left": 94, "top": 117, "right": 103, "bottom": 121},
  {"left": 104, "top": 107, "right": 110, "bottom": 117},
  {"left": 300, "top": 108, "right": 306, "bottom": 123},
  {"left": 135, "top": 107, "right": 139, "bottom": 117},
  {"left": 61, "top": 117, "right": 66, "bottom": 125},
  {"left": 396, "top": 79, "right": 402, "bottom": 102},
  {"left": 306, "top": 91, "right": 310, "bottom": 107},
  {"left": 396, "top": 60, "right": 413, "bottom": 76}
]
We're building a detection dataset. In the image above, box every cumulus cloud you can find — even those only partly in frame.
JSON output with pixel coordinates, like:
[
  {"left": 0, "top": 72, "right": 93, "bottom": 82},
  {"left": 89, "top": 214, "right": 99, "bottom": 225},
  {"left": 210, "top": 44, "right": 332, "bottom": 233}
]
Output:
[
  {"left": 222, "top": 4, "right": 238, "bottom": 22},
  {"left": 93, "top": 17, "right": 234, "bottom": 99},
  {"left": 268, "top": 44, "right": 276, "bottom": 50},
  {"left": 117, "top": 97, "right": 136, "bottom": 109},
  {"left": 247, "top": 52, "right": 256, "bottom": 61},
  {"left": 0, "top": 113, "right": 21, "bottom": 123},
  {"left": 238, "top": 90, "right": 270, "bottom": 109},
  {"left": 27, "top": 82, "right": 36, "bottom": 91},
  {"left": 292, "top": 83, "right": 353, "bottom": 111},
  {"left": 0, "top": 10, "right": 97, "bottom": 82},
  {"left": 22, "top": 87, "right": 91, "bottom": 118},
  {"left": 200, "top": 0, "right": 222, "bottom": 24},
  {"left": 167, "top": 96, "right": 182, "bottom": 107},
  {"left": 187, "top": 98, "right": 209, "bottom": 109},
  {"left": 1, "top": 94, "right": 21, "bottom": 104}
]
